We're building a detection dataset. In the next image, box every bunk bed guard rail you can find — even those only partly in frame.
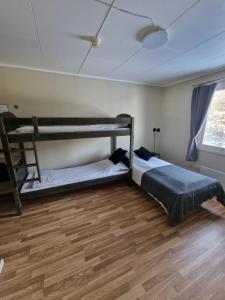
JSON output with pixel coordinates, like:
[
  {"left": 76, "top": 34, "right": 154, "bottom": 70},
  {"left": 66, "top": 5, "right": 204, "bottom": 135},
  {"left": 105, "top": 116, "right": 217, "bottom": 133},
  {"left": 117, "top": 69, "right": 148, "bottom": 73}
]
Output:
[{"left": 1, "top": 113, "right": 132, "bottom": 141}]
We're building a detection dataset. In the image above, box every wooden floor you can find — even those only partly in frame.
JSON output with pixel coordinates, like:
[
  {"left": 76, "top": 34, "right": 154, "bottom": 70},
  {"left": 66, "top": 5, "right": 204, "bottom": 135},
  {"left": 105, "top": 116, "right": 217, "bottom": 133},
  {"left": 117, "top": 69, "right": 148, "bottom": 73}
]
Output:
[{"left": 0, "top": 182, "right": 225, "bottom": 300}]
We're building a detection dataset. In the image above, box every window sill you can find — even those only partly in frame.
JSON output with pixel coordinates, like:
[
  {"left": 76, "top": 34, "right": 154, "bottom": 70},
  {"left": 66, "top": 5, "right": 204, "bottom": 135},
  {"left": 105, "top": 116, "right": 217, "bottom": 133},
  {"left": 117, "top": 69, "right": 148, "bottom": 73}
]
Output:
[{"left": 199, "top": 145, "right": 225, "bottom": 156}]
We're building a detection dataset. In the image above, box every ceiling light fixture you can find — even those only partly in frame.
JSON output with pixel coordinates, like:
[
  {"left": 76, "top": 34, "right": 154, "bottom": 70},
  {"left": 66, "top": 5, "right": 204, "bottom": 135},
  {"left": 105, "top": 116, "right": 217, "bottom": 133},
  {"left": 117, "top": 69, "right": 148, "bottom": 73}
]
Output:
[{"left": 142, "top": 29, "right": 168, "bottom": 49}]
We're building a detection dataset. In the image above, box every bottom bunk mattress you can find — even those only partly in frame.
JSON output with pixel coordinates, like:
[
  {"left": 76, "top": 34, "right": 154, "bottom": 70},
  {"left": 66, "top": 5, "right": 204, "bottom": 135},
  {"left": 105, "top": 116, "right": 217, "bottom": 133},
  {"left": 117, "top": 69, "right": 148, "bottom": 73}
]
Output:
[
  {"left": 21, "top": 159, "right": 128, "bottom": 193},
  {"left": 132, "top": 156, "right": 225, "bottom": 225}
]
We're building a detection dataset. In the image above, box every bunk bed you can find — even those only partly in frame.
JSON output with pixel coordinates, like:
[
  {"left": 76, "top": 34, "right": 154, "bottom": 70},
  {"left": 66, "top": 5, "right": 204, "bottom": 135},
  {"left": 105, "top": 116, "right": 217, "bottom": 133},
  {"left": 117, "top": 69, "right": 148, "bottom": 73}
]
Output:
[{"left": 0, "top": 112, "right": 134, "bottom": 214}]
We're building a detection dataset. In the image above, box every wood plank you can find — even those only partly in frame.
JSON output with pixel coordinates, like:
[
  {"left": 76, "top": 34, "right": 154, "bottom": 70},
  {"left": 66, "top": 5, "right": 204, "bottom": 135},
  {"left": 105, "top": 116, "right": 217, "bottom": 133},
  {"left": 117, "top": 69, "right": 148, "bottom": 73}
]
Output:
[
  {"left": 18, "top": 117, "right": 132, "bottom": 126},
  {"left": 13, "top": 163, "right": 37, "bottom": 169},
  {"left": 0, "top": 183, "right": 225, "bottom": 299},
  {"left": 11, "top": 148, "right": 34, "bottom": 153},
  {"left": 8, "top": 129, "right": 131, "bottom": 143}
]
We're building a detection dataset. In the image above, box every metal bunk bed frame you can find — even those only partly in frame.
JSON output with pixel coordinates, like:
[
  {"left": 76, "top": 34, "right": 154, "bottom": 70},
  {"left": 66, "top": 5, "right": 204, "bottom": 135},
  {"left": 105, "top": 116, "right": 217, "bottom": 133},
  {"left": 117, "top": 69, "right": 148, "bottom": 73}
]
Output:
[{"left": 0, "top": 112, "right": 134, "bottom": 214}]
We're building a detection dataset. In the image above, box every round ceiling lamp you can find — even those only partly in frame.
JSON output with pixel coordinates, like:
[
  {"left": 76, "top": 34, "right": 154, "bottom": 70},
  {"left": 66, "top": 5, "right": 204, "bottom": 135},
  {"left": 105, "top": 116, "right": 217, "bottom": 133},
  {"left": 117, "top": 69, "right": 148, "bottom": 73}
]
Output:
[{"left": 142, "top": 29, "right": 168, "bottom": 49}]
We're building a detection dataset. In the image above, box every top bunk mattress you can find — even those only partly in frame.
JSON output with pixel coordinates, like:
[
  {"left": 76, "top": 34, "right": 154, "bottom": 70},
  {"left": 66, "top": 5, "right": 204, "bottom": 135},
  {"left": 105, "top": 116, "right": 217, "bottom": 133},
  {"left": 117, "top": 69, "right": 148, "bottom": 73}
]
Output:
[
  {"left": 21, "top": 159, "right": 128, "bottom": 193},
  {"left": 9, "top": 124, "right": 128, "bottom": 134}
]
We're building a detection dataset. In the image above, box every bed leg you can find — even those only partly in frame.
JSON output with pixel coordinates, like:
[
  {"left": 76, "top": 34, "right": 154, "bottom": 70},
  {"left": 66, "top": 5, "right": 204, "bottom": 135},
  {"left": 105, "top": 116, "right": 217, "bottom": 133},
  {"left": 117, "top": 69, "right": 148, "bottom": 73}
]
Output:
[
  {"left": 111, "top": 136, "right": 117, "bottom": 154},
  {"left": 13, "top": 189, "right": 22, "bottom": 215},
  {"left": 128, "top": 177, "right": 134, "bottom": 187}
]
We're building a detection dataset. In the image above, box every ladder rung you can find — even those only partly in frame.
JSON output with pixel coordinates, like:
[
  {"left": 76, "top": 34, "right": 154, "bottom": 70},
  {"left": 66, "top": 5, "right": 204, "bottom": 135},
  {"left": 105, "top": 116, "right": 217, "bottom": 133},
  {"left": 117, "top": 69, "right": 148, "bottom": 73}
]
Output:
[
  {"left": 12, "top": 157, "right": 22, "bottom": 165},
  {"left": 18, "top": 177, "right": 40, "bottom": 185},
  {"left": 11, "top": 148, "right": 34, "bottom": 153},
  {"left": 14, "top": 163, "right": 37, "bottom": 169}
]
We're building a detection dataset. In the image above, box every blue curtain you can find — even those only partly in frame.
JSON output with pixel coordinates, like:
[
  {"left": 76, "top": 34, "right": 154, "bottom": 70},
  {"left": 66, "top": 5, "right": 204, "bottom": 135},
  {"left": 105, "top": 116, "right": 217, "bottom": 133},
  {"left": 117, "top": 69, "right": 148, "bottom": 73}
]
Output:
[{"left": 186, "top": 83, "right": 217, "bottom": 161}]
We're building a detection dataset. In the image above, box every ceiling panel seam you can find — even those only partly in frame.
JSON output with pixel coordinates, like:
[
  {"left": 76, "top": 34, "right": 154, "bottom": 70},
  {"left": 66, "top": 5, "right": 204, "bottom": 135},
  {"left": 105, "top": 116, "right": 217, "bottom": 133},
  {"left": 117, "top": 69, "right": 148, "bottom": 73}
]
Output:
[
  {"left": 29, "top": 0, "right": 44, "bottom": 59},
  {"left": 93, "top": 0, "right": 200, "bottom": 31},
  {"left": 110, "top": 48, "right": 143, "bottom": 74},
  {"left": 87, "top": 0, "right": 156, "bottom": 77},
  {"left": 109, "top": 2, "right": 225, "bottom": 76},
  {"left": 93, "top": 0, "right": 155, "bottom": 27},
  {"left": 155, "top": 28, "right": 225, "bottom": 70},
  {"left": 77, "top": 0, "right": 117, "bottom": 74},
  {"left": 166, "top": 0, "right": 201, "bottom": 29},
  {"left": 1, "top": 0, "right": 223, "bottom": 87},
  {"left": 105, "top": 0, "right": 202, "bottom": 75},
  {"left": 89, "top": 0, "right": 202, "bottom": 76},
  {"left": 87, "top": 0, "right": 204, "bottom": 75}
]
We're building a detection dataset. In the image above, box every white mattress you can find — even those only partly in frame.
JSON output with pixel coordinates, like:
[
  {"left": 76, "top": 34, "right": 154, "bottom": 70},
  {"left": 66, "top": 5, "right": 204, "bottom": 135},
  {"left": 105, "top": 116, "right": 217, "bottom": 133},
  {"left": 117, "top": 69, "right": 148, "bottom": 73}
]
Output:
[
  {"left": 132, "top": 155, "right": 171, "bottom": 213},
  {"left": 21, "top": 159, "right": 128, "bottom": 193},
  {"left": 9, "top": 124, "right": 127, "bottom": 134},
  {"left": 132, "top": 155, "right": 171, "bottom": 186}
]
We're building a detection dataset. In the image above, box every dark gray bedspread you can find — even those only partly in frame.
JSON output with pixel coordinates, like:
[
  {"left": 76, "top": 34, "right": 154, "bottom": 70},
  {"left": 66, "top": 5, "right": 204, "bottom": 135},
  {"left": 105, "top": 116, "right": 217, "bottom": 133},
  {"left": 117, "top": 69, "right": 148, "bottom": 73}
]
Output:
[{"left": 141, "top": 164, "right": 225, "bottom": 225}]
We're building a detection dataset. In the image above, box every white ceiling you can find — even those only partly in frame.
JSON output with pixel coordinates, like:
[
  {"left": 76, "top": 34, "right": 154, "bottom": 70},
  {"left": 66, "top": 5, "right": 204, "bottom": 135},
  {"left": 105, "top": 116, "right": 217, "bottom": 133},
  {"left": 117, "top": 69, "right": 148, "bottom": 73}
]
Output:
[{"left": 0, "top": 0, "right": 225, "bottom": 86}]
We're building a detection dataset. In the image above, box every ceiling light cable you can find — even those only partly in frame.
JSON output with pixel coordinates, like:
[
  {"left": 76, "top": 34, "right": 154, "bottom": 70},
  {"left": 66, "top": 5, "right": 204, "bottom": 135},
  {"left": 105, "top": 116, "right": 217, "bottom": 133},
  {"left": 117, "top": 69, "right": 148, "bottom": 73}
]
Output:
[
  {"left": 77, "top": 0, "right": 117, "bottom": 73},
  {"left": 93, "top": 0, "right": 157, "bottom": 30}
]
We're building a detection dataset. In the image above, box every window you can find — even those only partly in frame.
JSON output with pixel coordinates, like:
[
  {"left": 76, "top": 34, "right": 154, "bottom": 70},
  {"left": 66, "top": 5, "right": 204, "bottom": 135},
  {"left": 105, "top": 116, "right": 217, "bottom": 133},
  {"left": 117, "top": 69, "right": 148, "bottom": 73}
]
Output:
[{"left": 200, "top": 83, "right": 225, "bottom": 154}]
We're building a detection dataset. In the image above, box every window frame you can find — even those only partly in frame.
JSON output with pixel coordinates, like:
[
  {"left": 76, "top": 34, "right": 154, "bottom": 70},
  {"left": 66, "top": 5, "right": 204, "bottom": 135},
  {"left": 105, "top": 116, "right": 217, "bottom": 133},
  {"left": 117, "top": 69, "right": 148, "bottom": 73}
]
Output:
[{"left": 199, "top": 87, "right": 225, "bottom": 156}]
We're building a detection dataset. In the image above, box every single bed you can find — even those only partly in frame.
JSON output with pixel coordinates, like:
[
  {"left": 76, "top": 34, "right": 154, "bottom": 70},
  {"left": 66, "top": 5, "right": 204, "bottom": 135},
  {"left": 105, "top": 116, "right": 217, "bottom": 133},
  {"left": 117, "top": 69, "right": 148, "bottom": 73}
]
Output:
[
  {"left": 21, "top": 159, "right": 128, "bottom": 193},
  {"left": 132, "top": 155, "right": 225, "bottom": 225}
]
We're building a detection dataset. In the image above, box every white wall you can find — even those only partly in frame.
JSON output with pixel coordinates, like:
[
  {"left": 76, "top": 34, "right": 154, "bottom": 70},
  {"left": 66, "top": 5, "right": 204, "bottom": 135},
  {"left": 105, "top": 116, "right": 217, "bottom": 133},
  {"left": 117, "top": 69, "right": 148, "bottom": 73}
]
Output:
[
  {"left": 160, "top": 70, "right": 225, "bottom": 173},
  {"left": 2, "top": 66, "right": 224, "bottom": 174},
  {"left": 0, "top": 67, "right": 162, "bottom": 170}
]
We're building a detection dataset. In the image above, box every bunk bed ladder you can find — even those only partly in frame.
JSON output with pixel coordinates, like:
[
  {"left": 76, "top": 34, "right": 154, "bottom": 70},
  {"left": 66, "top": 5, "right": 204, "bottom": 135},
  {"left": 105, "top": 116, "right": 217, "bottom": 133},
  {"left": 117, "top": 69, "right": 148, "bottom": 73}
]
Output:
[
  {"left": 10, "top": 137, "right": 41, "bottom": 185},
  {"left": 0, "top": 119, "right": 22, "bottom": 214},
  {"left": 32, "top": 138, "right": 41, "bottom": 182}
]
